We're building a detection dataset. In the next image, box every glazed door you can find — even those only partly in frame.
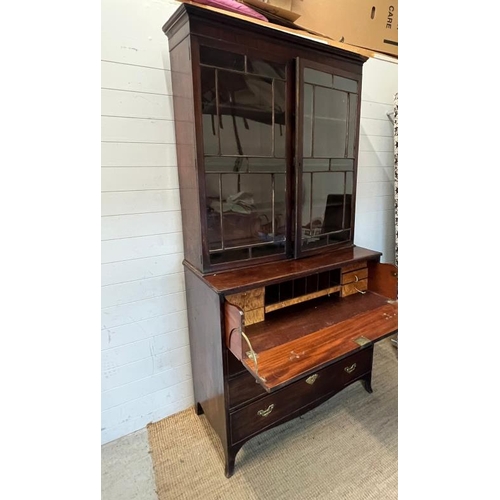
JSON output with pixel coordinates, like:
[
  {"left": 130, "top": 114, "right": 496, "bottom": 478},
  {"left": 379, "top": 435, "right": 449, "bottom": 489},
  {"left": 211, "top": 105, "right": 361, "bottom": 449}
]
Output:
[
  {"left": 196, "top": 39, "right": 293, "bottom": 271},
  {"left": 295, "top": 59, "right": 362, "bottom": 257}
]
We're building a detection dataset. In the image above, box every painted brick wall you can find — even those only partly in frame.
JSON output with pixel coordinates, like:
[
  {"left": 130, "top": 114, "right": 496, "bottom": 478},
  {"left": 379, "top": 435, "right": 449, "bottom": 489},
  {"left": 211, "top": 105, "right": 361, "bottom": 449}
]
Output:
[{"left": 101, "top": 0, "right": 397, "bottom": 444}]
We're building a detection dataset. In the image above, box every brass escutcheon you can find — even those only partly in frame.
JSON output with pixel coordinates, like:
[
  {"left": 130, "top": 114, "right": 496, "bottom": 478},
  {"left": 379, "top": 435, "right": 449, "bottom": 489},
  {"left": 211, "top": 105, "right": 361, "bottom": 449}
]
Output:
[
  {"left": 306, "top": 374, "right": 319, "bottom": 385},
  {"left": 257, "top": 403, "right": 274, "bottom": 417},
  {"left": 344, "top": 363, "right": 357, "bottom": 374}
]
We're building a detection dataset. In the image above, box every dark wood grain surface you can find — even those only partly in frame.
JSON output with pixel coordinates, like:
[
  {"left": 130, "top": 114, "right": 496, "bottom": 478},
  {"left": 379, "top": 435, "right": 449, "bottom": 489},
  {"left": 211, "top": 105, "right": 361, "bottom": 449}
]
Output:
[{"left": 186, "top": 246, "right": 381, "bottom": 294}]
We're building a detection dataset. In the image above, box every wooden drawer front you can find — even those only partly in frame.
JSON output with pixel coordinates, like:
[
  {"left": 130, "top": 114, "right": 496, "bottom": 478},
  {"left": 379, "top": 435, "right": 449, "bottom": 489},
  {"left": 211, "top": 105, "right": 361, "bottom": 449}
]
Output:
[
  {"left": 341, "top": 279, "right": 368, "bottom": 297},
  {"left": 228, "top": 370, "right": 267, "bottom": 409},
  {"left": 226, "top": 288, "right": 265, "bottom": 326},
  {"left": 226, "top": 288, "right": 264, "bottom": 311},
  {"left": 230, "top": 349, "right": 372, "bottom": 443},
  {"left": 341, "top": 261, "right": 367, "bottom": 274},
  {"left": 341, "top": 267, "right": 368, "bottom": 285},
  {"left": 340, "top": 347, "right": 373, "bottom": 386}
]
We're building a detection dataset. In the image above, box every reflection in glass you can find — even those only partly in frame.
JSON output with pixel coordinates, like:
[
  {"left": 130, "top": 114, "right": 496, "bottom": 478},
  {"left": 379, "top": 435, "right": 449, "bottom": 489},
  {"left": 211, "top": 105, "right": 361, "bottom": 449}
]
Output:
[
  {"left": 303, "top": 84, "right": 313, "bottom": 158},
  {"left": 301, "top": 171, "right": 352, "bottom": 250},
  {"left": 248, "top": 58, "right": 286, "bottom": 79},
  {"left": 206, "top": 172, "right": 286, "bottom": 255},
  {"left": 333, "top": 75, "right": 358, "bottom": 93},
  {"left": 201, "top": 67, "right": 218, "bottom": 155},
  {"left": 313, "top": 87, "right": 348, "bottom": 158},
  {"left": 200, "top": 46, "right": 244, "bottom": 71},
  {"left": 200, "top": 45, "right": 288, "bottom": 265},
  {"left": 348, "top": 94, "right": 359, "bottom": 158},
  {"left": 274, "top": 79, "right": 286, "bottom": 157},
  {"left": 304, "top": 68, "right": 333, "bottom": 87}
]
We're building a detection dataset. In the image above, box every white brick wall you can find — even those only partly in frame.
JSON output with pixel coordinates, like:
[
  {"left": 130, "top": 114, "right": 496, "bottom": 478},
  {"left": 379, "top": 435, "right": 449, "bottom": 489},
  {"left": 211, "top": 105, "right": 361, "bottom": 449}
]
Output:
[{"left": 101, "top": 0, "right": 397, "bottom": 444}]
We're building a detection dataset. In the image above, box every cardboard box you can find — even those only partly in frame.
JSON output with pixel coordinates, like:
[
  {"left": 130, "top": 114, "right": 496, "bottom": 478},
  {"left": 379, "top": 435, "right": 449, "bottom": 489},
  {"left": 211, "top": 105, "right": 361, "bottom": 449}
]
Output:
[
  {"left": 243, "top": 0, "right": 299, "bottom": 22},
  {"left": 291, "top": 0, "right": 398, "bottom": 56}
]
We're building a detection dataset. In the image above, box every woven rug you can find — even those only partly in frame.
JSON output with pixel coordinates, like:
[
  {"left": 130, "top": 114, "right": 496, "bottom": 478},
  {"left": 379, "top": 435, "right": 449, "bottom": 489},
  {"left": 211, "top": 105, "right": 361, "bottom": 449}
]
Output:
[{"left": 147, "top": 337, "right": 398, "bottom": 500}]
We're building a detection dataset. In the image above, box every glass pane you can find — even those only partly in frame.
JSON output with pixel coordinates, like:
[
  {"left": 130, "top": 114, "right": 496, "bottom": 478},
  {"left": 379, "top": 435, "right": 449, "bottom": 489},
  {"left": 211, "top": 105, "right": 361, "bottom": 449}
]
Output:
[
  {"left": 201, "top": 67, "right": 218, "bottom": 155},
  {"left": 248, "top": 158, "right": 286, "bottom": 173},
  {"left": 205, "top": 157, "right": 286, "bottom": 173},
  {"left": 274, "top": 79, "right": 286, "bottom": 157},
  {"left": 333, "top": 75, "right": 358, "bottom": 93},
  {"left": 301, "top": 173, "right": 312, "bottom": 239},
  {"left": 303, "top": 159, "right": 329, "bottom": 172},
  {"left": 313, "top": 87, "right": 348, "bottom": 158},
  {"left": 304, "top": 68, "right": 333, "bottom": 87},
  {"left": 348, "top": 94, "right": 359, "bottom": 158},
  {"left": 217, "top": 71, "right": 273, "bottom": 156},
  {"left": 301, "top": 171, "right": 352, "bottom": 250},
  {"left": 200, "top": 46, "right": 244, "bottom": 71},
  {"left": 346, "top": 172, "right": 353, "bottom": 195},
  {"left": 303, "top": 84, "right": 313, "bottom": 158},
  {"left": 248, "top": 58, "right": 286, "bottom": 79},
  {"left": 274, "top": 174, "right": 286, "bottom": 240},
  {"left": 330, "top": 159, "right": 354, "bottom": 171},
  {"left": 206, "top": 173, "right": 222, "bottom": 250},
  {"left": 205, "top": 157, "right": 243, "bottom": 173}
]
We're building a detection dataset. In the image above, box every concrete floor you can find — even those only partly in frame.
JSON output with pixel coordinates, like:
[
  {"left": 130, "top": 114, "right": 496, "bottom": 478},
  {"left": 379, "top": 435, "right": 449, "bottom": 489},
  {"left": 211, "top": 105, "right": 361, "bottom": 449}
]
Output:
[{"left": 101, "top": 429, "right": 157, "bottom": 500}]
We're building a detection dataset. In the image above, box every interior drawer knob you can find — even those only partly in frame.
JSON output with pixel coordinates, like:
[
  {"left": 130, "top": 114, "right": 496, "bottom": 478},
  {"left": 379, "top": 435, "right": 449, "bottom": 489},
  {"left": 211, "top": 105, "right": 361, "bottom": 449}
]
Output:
[
  {"left": 306, "top": 374, "right": 319, "bottom": 385},
  {"left": 344, "top": 363, "right": 357, "bottom": 374},
  {"left": 257, "top": 403, "right": 275, "bottom": 417}
]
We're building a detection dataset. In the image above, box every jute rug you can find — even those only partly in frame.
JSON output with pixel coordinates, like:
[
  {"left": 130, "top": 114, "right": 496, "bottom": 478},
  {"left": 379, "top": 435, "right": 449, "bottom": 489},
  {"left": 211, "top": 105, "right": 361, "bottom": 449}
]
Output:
[{"left": 148, "top": 337, "right": 397, "bottom": 500}]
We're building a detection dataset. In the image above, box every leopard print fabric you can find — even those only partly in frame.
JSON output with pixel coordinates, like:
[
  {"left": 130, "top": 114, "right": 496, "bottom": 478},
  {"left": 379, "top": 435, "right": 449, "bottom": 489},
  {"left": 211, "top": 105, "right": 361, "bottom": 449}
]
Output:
[{"left": 393, "top": 93, "right": 398, "bottom": 267}]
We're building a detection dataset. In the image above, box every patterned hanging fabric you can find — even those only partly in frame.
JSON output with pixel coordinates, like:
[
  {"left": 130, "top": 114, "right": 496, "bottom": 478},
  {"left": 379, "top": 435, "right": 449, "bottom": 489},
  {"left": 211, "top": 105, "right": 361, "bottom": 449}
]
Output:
[{"left": 393, "top": 93, "right": 398, "bottom": 267}]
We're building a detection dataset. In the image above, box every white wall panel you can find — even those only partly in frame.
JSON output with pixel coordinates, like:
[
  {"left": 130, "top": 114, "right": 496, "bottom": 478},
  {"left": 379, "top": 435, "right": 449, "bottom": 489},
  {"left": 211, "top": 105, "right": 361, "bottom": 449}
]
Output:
[
  {"left": 101, "top": 143, "right": 177, "bottom": 167},
  {"left": 101, "top": 313, "right": 188, "bottom": 351},
  {"left": 101, "top": 167, "right": 179, "bottom": 191},
  {"left": 101, "top": 253, "right": 184, "bottom": 286},
  {"left": 101, "top": 89, "right": 174, "bottom": 120},
  {"left": 101, "top": 233, "right": 184, "bottom": 263}
]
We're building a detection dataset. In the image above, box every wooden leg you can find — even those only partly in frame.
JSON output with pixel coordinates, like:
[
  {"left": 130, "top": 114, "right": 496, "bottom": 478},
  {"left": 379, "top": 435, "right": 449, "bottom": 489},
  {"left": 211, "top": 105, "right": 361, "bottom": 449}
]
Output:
[
  {"left": 362, "top": 373, "right": 373, "bottom": 394},
  {"left": 224, "top": 451, "right": 236, "bottom": 478},
  {"left": 223, "top": 444, "right": 243, "bottom": 478},
  {"left": 194, "top": 402, "right": 204, "bottom": 415}
]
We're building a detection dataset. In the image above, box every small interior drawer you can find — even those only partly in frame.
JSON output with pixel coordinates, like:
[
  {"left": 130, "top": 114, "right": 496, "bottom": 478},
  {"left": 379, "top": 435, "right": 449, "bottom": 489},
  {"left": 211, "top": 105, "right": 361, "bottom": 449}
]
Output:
[
  {"left": 341, "top": 279, "right": 368, "bottom": 297},
  {"left": 341, "top": 267, "right": 368, "bottom": 285},
  {"left": 341, "top": 260, "right": 367, "bottom": 274}
]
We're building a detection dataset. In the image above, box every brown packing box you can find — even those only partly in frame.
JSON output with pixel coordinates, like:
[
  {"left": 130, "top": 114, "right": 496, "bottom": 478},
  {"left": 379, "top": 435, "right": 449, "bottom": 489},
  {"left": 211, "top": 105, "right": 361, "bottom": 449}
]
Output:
[
  {"left": 245, "top": 0, "right": 398, "bottom": 56},
  {"left": 292, "top": 0, "right": 397, "bottom": 56}
]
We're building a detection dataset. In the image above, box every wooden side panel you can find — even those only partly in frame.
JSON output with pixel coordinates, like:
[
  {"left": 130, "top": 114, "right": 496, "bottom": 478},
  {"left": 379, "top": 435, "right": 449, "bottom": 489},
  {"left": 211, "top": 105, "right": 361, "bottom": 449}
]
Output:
[
  {"left": 224, "top": 301, "right": 244, "bottom": 361},
  {"left": 368, "top": 262, "right": 398, "bottom": 300},
  {"left": 184, "top": 268, "right": 227, "bottom": 447},
  {"left": 170, "top": 37, "right": 203, "bottom": 270}
]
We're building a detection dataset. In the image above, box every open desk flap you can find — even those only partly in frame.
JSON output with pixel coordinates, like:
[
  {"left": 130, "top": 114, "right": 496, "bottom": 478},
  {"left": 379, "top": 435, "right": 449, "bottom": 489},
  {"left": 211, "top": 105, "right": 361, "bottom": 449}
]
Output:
[{"left": 225, "top": 292, "right": 397, "bottom": 393}]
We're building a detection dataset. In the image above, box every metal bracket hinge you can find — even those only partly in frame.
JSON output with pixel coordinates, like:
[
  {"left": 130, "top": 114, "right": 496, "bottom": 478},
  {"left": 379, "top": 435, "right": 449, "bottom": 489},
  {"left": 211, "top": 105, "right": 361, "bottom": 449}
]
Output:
[{"left": 353, "top": 336, "right": 372, "bottom": 347}]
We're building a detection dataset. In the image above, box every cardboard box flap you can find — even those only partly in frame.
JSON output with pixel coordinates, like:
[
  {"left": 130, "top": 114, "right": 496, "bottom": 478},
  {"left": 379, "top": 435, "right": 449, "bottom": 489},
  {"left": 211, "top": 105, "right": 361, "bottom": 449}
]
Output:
[{"left": 243, "top": 0, "right": 300, "bottom": 22}]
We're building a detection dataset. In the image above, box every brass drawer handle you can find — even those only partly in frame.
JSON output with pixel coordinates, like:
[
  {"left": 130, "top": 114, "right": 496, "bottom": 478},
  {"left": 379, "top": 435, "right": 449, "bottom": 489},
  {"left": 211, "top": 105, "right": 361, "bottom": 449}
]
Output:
[
  {"left": 306, "top": 374, "right": 319, "bottom": 385},
  {"left": 257, "top": 404, "right": 275, "bottom": 417},
  {"left": 354, "top": 275, "right": 367, "bottom": 295},
  {"left": 344, "top": 363, "right": 357, "bottom": 374}
]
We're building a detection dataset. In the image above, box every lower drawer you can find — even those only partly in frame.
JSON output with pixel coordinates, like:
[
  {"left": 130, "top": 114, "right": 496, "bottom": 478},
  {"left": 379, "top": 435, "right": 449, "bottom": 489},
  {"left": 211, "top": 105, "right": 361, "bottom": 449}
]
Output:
[{"left": 230, "top": 346, "right": 373, "bottom": 444}]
